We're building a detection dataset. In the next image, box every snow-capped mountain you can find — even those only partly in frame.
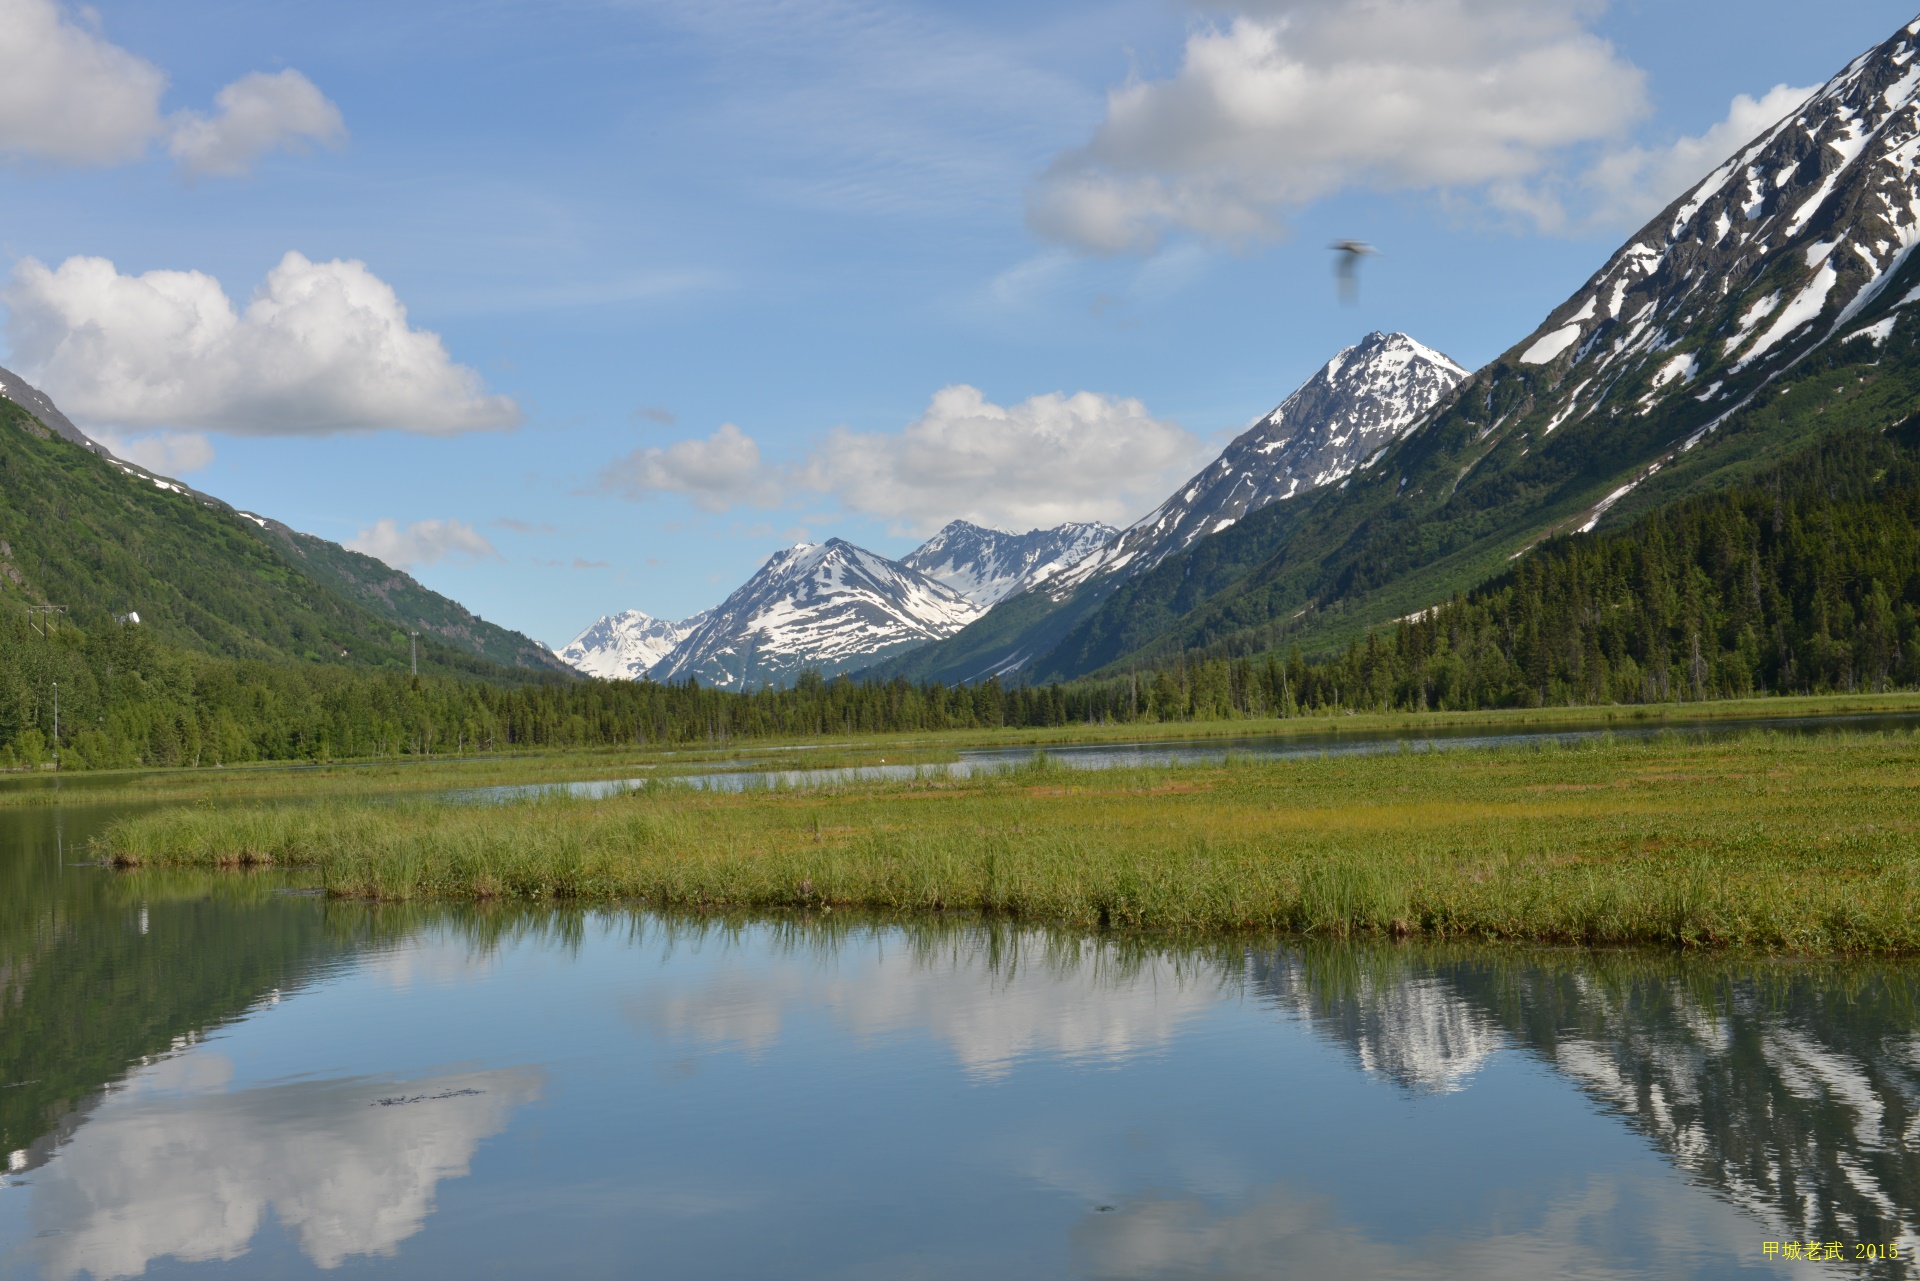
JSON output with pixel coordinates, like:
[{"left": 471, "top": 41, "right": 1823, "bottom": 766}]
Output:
[
  {"left": 554, "top": 609, "right": 707, "bottom": 680},
  {"left": 1047, "top": 332, "right": 1467, "bottom": 597},
  {"left": 648, "top": 539, "right": 983, "bottom": 689},
  {"left": 1455, "top": 13, "right": 1920, "bottom": 537},
  {"left": 901, "top": 520, "right": 1116, "bottom": 608}
]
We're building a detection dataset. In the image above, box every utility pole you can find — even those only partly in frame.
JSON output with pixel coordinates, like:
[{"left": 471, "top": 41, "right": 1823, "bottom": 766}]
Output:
[
  {"left": 410, "top": 630, "right": 418, "bottom": 676},
  {"left": 51, "top": 680, "right": 58, "bottom": 770},
  {"left": 26, "top": 605, "right": 66, "bottom": 637}
]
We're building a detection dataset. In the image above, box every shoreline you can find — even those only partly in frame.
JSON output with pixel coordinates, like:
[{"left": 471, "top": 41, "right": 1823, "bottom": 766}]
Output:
[{"left": 102, "top": 727, "right": 1920, "bottom": 956}]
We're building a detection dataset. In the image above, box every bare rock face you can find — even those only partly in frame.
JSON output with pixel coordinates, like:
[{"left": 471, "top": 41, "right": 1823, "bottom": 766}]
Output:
[
  {"left": 901, "top": 520, "right": 1116, "bottom": 607},
  {"left": 1048, "top": 332, "right": 1467, "bottom": 596},
  {"left": 1469, "top": 16, "right": 1920, "bottom": 533},
  {"left": 647, "top": 539, "right": 983, "bottom": 690}
]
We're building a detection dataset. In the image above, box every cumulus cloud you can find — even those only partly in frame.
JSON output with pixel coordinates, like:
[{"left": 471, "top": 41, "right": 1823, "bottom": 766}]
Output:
[
  {"left": 598, "top": 422, "right": 782, "bottom": 511},
  {"left": 346, "top": 518, "right": 500, "bottom": 571},
  {"left": 1579, "top": 83, "right": 1816, "bottom": 230},
  {"left": 0, "top": 0, "right": 168, "bottom": 164},
  {"left": 3, "top": 252, "right": 520, "bottom": 435},
  {"left": 1029, "top": 0, "right": 1649, "bottom": 251},
  {"left": 28, "top": 1067, "right": 540, "bottom": 1277},
  {"left": 0, "top": 0, "right": 342, "bottom": 174},
  {"left": 167, "top": 69, "right": 346, "bottom": 177},
  {"left": 798, "top": 385, "right": 1203, "bottom": 535},
  {"left": 627, "top": 927, "right": 1223, "bottom": 1079}
]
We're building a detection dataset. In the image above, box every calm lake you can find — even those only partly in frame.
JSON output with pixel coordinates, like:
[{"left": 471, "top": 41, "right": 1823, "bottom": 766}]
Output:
[{"left": 2, "top": 787, "right": 1917, "bottom": 1278}]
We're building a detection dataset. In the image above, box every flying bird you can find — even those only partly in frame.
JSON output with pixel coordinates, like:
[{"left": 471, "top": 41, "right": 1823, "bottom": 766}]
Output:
[{"left": 1330, "top": 240, "right": 1380, "bottom": 305}]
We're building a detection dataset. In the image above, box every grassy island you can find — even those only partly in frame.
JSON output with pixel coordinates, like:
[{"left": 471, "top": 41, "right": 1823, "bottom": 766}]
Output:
[{"left": 101, "top": 725, "right": 1920, "bottom": 955}]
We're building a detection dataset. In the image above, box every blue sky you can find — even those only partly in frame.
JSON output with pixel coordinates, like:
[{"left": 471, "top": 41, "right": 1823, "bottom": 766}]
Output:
[{"left": 3, "top": 0, "right": 1916, "bottom": 647}]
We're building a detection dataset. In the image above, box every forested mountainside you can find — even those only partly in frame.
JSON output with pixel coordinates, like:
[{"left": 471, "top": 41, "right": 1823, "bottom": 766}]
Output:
[
  {"left": 0, "top": 386, "right": 564, "bottom": 679},
  {"left": 881, "top": 14, "right": 1920, "bottom": 687},
  {"left": 250, "top": 516, "right": 570, "bottom": 674},
  {"left": 6, "top": 414, "right": 1917, "bottom": 768}
]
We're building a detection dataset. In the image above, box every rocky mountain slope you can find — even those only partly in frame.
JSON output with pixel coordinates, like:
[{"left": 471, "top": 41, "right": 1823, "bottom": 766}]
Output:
[
  {"left": 880, "top": 13, "right": 1920, "bottom": 685},
  {"left": 0, "top": 370, "right": 567, "bottom": 679},
  {"left": 868, "top": 331, "right": 1468, "bottom": 684},
  {"left": 558, "top": 519, "right": 1112, "bottom": 683},
  {"left": 647, "top": 539, "right": 982, "bottom": 688},
  {"left": 554, "top": 610, "right": 707, "bottom": 680},
  {"left": 1047, "top": 332, "right": 1467, "bottom": 597},
  {"left": 900, "top": 520, "right": 1115, "bottom": 607}
]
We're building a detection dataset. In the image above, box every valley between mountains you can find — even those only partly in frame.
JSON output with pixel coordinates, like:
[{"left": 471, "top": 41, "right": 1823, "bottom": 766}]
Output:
[
  {"left": 9, "top": 12, "right": 1920, "bottom": 721},
  {"left": 557, "top": 13, "right": 1920, "bottom": 696}
]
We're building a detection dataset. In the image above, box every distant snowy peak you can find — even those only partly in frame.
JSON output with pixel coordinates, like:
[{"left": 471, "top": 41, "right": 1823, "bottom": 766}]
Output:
[
  {"left": 903, "top": 520, "right": 1117, "bottom": 608},
  {"left": 1049, "top": 332, "right": 1467, "bottom": 596},
  {"left": 649, "top": 538, "right": 983, "bottom": 689},
  {"left": 554, "top": 609, "right": 705, "bottom": 680}
]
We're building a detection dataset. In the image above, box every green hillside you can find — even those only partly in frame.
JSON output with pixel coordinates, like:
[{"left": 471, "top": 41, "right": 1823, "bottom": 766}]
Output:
[
  {"left": 253, "top": 518, "right": 569, "bottom": 673},
  {"left": 0, "top": 396, "right": 556, "bottom": 683}
]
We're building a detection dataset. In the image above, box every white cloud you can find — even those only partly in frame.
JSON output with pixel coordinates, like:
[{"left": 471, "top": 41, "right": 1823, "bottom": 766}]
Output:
[
  {"left": 626, "top": 927, "right": 1223, "bottom": 1079},
  {"left": 3, "top": 252, "right": 521, "bottom": 435},
  {"left": 93, "top": 430, "right": 215, "bottom": 476},
  {"left": 1029, "top": 0, "right": 1649, "bottom": 252},
  {"left": 167, "top": 69, "right": 347, "bottom": 178},
  {"left": 28, "top": 1066, "right": 540, "bottom": 1278},
  {"left": 1580, "top": 83, "right": 1816, "bottom": 230},
  {"left": 346, "top": 518, "right": 500, "bottom": 571},
  {"left": 598, "top": 422, "right": 783, "bottom": 511},
  {"left": 799, "top": 385, "right": 1204, "bottom": 535},
  {"left": 0, "top": 0, "right": 168, "bottom": 165},
  {"left": 0, "top": 0, "right": 342, "bottom": 175}
]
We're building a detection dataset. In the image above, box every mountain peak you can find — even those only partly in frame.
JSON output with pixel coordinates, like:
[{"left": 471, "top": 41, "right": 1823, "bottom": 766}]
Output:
[
  {"left": 649, "top": 538, "right": 981, "bottom": 689},
  {"left": 903, "top": 519, "right": 1117, "bottom": 608},
  {"left": 554, "top": 608, "right": 708, "bottom": 680},
  {"left": 1047, "top": 330, "right": 1467, "bottom": 595}
]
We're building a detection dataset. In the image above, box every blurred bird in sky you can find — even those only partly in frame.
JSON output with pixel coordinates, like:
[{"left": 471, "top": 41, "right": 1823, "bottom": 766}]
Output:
[{"left": 1330, "top": 240, "right": 1380, "bottom": 305}]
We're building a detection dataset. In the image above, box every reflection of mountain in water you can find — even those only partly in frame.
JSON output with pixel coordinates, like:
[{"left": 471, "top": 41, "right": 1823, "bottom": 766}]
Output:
[
  {"left": 1252, "top": 952, "right": 1504, "bottom": 1094},
  {"left": 1253, "top": 947, "right": 1920, "bottom": 1274},
  {"left": 0, "top": 805, "right": 359, "bottom": 1167}
]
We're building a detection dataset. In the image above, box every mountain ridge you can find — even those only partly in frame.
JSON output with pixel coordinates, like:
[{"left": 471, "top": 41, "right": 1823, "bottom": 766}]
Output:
[
  {"left": 647, "top": 538, "right": 983, "bottom": 689},
  {"left": 867, "top": 330, "right": 1469, "bottom": 685},
  {"left": 889, "top": 13, "right": 1920, "bottom": 685},
  {"left": 0, "top": 369, "right": 569, "bottom": 678}
]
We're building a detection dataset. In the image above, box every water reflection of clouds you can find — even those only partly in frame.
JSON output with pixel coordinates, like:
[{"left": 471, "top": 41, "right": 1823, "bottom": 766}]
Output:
[
  {"left": 626, "top": 933, "right": 1227, "bottom": 1079},
  {"left": 1072, "top": 1173, "right": 1783, "bottom": 1280},
  {"left": 364, "top": 935, "right": 504, "bottom": 992},
  {"left": 28, "top": 1065, "right": 540, "bottom": 1279}
]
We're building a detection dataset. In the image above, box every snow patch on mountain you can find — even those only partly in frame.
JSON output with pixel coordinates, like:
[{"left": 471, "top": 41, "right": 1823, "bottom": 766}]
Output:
[
  {"left": 554, "top": 610, "right": 707, "bottom": 681},
  {"left": 648, "top": 539, "right": 983, "bottom": 690},
  {"left": 902, "top": 520, "right": 1116, "bottom": 608},
  {"left": 1047, "top": 332, "right": 1467, "bottom": 597}
]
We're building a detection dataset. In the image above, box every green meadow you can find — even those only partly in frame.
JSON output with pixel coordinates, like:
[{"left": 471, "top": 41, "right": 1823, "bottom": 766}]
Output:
[{"left": 99, "top": 715, "right": 1920, "bottom": 955}]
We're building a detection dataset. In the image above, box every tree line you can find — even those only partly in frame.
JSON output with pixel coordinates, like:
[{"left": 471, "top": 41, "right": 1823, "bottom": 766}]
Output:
[{"left": 3, "top": 424, "right": 1916, "bottom": 770}]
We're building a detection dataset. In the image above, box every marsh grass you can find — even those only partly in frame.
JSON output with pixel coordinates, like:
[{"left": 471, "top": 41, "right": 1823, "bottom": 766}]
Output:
[
  {"left": 13, "top": 689, "right": 1920, "bottom": 809},
  {"left": 102, "top": 730, "right": 1920, "bottom": 954}
]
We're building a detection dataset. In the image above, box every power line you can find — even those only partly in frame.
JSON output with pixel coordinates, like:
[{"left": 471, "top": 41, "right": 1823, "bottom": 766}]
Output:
[{"left": 25, "top": 605, "right": 66, "bottom": 637}]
